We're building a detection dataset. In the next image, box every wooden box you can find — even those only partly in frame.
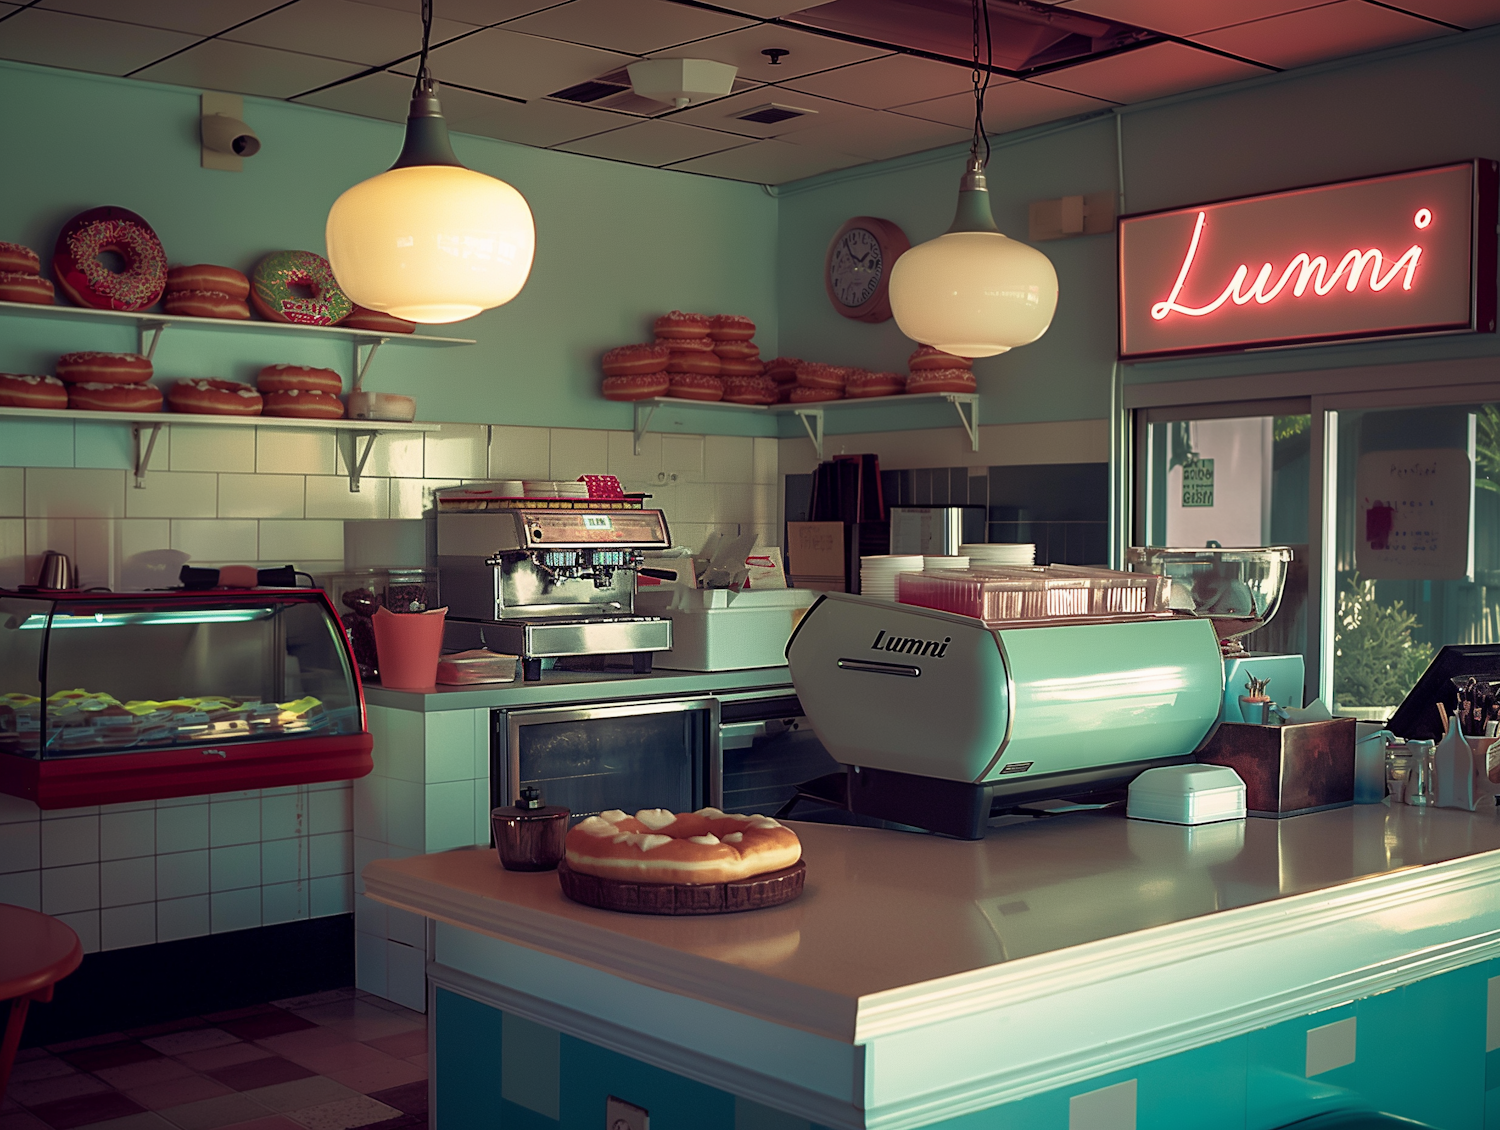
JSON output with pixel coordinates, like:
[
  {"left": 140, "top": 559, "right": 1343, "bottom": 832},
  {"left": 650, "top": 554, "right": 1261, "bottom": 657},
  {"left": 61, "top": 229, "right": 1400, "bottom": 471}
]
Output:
[{"left": 1196, "top": 718, "right": 1356, "bottom": 817}]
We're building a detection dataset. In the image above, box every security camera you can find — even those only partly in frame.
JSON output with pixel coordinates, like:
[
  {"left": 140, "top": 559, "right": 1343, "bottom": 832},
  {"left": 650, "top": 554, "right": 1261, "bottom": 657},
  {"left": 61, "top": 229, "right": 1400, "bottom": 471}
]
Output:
[{"left": 202, "top": 114, "right": 260, "bottom": 157}]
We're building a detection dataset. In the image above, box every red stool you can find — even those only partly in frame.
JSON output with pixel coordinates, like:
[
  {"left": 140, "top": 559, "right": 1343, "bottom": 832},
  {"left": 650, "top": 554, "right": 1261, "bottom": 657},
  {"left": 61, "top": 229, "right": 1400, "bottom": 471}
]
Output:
[{"left": 0, "top": 905, "right": 82, "bottom": 1097}]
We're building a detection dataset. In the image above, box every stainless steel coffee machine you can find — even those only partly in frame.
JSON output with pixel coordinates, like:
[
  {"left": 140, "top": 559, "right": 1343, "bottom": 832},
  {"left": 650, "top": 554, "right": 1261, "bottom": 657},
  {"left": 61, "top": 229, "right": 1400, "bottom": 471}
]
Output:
[{"left": 438, "top": 507, "right": 673, "bottom": 681}]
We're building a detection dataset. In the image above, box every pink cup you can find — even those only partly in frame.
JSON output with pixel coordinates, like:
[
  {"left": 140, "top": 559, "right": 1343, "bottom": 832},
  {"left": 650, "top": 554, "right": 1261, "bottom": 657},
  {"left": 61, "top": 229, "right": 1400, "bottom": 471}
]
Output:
[{"left": 372, "top": 606, "right": 447, "bottom": 689}]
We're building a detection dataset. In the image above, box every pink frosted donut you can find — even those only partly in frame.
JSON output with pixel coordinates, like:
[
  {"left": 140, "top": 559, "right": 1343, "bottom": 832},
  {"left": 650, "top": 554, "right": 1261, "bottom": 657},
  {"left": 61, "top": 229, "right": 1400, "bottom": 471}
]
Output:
[{"left": 53, "top": 207, "right": 167, "bottom": 312}]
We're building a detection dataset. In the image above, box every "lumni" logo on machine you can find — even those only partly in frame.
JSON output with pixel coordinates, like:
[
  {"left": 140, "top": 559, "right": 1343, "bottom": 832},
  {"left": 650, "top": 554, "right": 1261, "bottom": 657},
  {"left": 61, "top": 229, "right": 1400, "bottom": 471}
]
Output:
[{"left": 870, "top": 630, "right": 951, "bottom": 657}]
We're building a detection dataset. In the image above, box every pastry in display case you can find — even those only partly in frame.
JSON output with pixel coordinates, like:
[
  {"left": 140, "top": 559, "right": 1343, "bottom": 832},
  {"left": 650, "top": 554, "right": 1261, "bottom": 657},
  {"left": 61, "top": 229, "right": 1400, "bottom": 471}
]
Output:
[{"left": 0, "top": 588, "right": 372, "bottom": 809}]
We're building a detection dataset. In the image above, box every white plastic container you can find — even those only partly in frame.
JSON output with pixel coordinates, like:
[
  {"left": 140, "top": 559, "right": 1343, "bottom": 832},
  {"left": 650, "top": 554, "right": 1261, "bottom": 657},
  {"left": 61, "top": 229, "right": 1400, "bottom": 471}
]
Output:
[
  {"left": 1127, "top": 764, "right": 1247, "bottom": 825},
  {"left": 638, "top": 587, "right": 818, "bottom": 671}
]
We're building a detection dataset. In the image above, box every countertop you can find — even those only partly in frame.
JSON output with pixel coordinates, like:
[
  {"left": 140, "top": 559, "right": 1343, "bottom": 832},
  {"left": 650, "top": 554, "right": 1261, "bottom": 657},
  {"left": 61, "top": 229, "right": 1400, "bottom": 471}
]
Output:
[{"left": 363, "top": 665, "right": 793, "bottom": 711}]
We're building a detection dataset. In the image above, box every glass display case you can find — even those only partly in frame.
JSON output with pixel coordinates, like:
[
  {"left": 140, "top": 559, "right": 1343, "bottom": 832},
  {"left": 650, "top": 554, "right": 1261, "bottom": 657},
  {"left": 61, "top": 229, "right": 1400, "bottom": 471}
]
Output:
[{"left": 0, "top": 588, "right": 372, "bottom": 809}]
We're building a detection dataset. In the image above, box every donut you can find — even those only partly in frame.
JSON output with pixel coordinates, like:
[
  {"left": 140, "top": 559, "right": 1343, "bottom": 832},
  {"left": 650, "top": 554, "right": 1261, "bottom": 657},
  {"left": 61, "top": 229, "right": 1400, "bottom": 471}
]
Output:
[
  {"left": 262, "top": 389, "right": 344, "bottom": 419},
  {"left": 564, "top": 807, "right": 800, "bottom": 884},
  {"left": 163, "top": 291, "right": 250, "bottom": 320},
  {"left": 719, "top": 357, "right": 764, "bottom": 378},
  {"left": 845, "top": 370, "right": 905, "bottom": 398},
  {"left": 723, "top": 375, "right": 777, "bottom": 405},
  {"left": 602, "top": 372, "right": 670, "bottom": 401},
  {"left": 762, "top": 357, "right": 801, "bottom": 387},
  {"left": 0, "top": 272, "right": 55, "bottom": 305},
  {"left": 0, "top": 243, "right": 40, "bottom": 275},
  {"left": 654, "top": 311, "right": 710, "bottom": 340},
  {"left": 69, "top": 382, "right": 163, "bottom": 412},
  {"left": 341, "top": 305, "right": 416, "bottom": 334},
  {"left": 909, "top": 344, "right": 973, "bottom": 371},
  {"left": 52, "top": 206, "right": 167, "bottom": 312},
  {"left": 666, "top": 373, "right": 723, "bottom": 402},
  {"left": 601, "top": 344, "right": 669, "bottom": 376},
  {"left": 714, "top": 340, "right": 760, "bottom": 361},
  {"left": 906, "top": 368, "right": 977, "bottom": 394},
  {"left": 789, "top": 385, "right": 843, "bottom": 403},
  {"left": 256, "top": 364, "right": 342, "bottom": 395},
  {"left": 667, "top": 351, "right": 721, "bottom": 376},
  {"left": 168, "top": 379, "right": 263, "bottom": 416},
  {"left": 795, "top": 362, "right": 847, "bottom": 390},
  {"left": 657, "top": 335, "right": 714, "bottom": 353},
  {"left": 709, "top": 314, "right": 755, "bottom": 342},
  {"left": 56, "top": 352, "right": 152, "bottom": 385},
  {"left": 250, "top": 250, "right": 353, "bottom": 326},
  {"left": 0, "top": 373, "right": 68, "bottom": 409},
  {"left": 166, "top": 265, "right": 249, "bottom": 300}
]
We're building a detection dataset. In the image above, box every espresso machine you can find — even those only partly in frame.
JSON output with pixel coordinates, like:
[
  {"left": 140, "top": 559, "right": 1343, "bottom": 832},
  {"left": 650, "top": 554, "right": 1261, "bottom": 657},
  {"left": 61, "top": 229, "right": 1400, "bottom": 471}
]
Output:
[{"left": 438, "top": 506, "right": 673, "bottom": 681}]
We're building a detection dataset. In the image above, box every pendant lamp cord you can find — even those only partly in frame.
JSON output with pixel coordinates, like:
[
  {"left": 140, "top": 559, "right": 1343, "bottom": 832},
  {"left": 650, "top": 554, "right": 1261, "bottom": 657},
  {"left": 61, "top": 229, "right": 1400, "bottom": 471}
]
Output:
[
  {"left": 969, "top": 0, "right": 993, "bottom": 169},
  {"left": 413, "top": 0, "right": 434, "bottom": 96}
]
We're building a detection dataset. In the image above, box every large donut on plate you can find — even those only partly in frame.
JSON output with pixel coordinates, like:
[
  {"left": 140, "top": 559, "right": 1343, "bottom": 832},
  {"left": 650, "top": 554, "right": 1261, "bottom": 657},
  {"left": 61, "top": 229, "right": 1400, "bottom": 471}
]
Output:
[
  {"left": 909, "top": 344, "right": 973, "bottom": 371},
  {"left": 262, "top": 389, "right": 344, "bottom": 419},
  {"left": 250, "top": 250, "right": 352, "bottom": 326},
  {"left": 654, "top": 311, "right": 710, "bottom": 340},
  {"left": 602, "top": 372, "right": 670, "bottom": 401},
  {"left": 69, "top": 382, "right": 163, "bottom": 412},
  {"left": 0, "top": 374, "right": 68, "bottom": 409},
  {"left": 163, "top": 291, "right": 250, "bottom": 320},
  {"left": 53, "top": 206, "right": 168, "bottom": 312},
  {"left": 0, "top": 272, "right": 55, "bottom": 305},
  {"left": 601, "top": 344, "right": 669, "bottom": 376},
  {"left": 565, "top": 807, "right": 800, "bottom": 884},
  {"left": 906, "top": 368, "right": 976, "bottom": 394},
  {"left": 56, "top": 352, "right": 152, "bottom": 385},
  {"left": 257, "top": 364, "right": 342, "bottom": 395},
  {"left": 666, "top": 373, "right": 723, "bottom": 402},
  {"left": 167, "top": 265, "right": 249, "bottom": 300},
  {"left": 0, "top": 243, "right": 41, "bottom": 275},
  {"left": 168, "top": 379, "right": 263, "bottom": 416}
]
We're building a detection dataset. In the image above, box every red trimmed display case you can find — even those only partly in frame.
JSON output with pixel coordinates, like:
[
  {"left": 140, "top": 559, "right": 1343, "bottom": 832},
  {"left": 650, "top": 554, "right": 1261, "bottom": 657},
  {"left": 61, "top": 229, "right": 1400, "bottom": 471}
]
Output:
[{"left": 0, "top": 588, "right": 373, "bottom": 810}]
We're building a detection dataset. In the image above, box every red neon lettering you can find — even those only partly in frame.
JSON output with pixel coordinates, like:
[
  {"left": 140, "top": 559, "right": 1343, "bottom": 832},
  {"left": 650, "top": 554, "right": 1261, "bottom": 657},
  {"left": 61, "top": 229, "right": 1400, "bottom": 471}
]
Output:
[{"left": 1150, "top": 211, "right": 1424, "bottom": 321}]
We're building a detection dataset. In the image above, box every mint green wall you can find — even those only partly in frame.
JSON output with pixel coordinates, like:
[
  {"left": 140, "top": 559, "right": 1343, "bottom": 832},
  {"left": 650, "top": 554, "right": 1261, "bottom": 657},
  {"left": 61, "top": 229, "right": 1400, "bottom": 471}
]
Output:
[
  {"left": 775, "top": 28, "right": 1500, "bottom": 434},
  {"left": 0, "top": 60, "right": 779, "bottom": 436}
]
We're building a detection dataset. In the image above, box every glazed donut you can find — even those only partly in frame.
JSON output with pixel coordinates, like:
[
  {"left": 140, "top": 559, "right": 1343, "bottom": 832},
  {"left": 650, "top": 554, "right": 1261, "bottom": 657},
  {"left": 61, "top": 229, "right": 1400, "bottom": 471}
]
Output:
[
  {"left": 0, "top": 272, "right": 55, "bottom": 305},
  {"left": 602, "top": 372, "right": 670, "bottom": 401},
  {"left": 250, "top": 250, "right": 353, "bottom": 326},
  {"left": 69, "top": 382, "right": 163, "bottom": 412},
  {"left": 163, "top": 291, "right": 250, "bottom": 320},
  {"left": 845, "top": 370, "right": 906, "bottom": 398},
  {"left": 909, "top": 344, "right": 973, "bottom": 371},
  {"left": 789, "top": 385, "right": 842, "bottom": 403},
  {"left": 56, "top": 352, "right": 152, "bottom": 385},
  {"left": 0, "top": 243, "right": 40, "bottom": 275},
  {"left": 53, "top": 206, "right": 167, "bottom": 312},
  {"left": 795, "top": 362, "right": 847, "bottom": 390},
  {"left": 666, "top": 373, "right": 723, "bottom": 402},
  {"left": 713, "top": 340, "right": 759, "bottom": 361},
  {"left": 166, "top": 265, "right": 249, "bottom": 300},
  {"left": 168, "top": 379, "right": 263, "bottom": 416},
  {"left": 906, "top": 368, "right": 977, "bottom": 394},
  {"left": 262, "top": 389, "right": 344, "bottom": 419},
  {"left": 601, "top": 344, "right": 670, "bottom": 376},
  {"left": 341, "top": 305, "right": 416, "bottom": 334},
  {"left": 654, "top": 311, "right": 710, "bottom": 340},
  {"left": 657, "top": 335, "right": 714, "bottom": 353},
  {"left": 565, "top": 807, "right": 801, "bottom": 884},
  {"left": 762, "top": 357, "right": 801, "bottom": 388},
  {"left": 667, "top": 351, "right": 721, "bottom": 376},
  {"left": 257, "top": 364, "right": 342, "bottom": 395},
  {"left": 718, "top": 357, "right": 764, "bottom": 378},
  {"left": 722, "top": 375, "right": 777, "bottom": 405},
  {"left": 709, "top": 314, "right": 755, "bottom": 342},
  {"left": 0, "top": 373, "right": 68, "bottom": 409}
]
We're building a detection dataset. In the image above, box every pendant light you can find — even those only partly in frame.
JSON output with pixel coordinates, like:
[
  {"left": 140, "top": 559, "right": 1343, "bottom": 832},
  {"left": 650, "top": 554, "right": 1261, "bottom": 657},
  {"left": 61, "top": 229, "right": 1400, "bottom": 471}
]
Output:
[
  {"left": 325, "top": 0, "right": 535, "bottom": 324},
  {"left": 887, "top": 0, "right": 1058, "bottom": 357}
]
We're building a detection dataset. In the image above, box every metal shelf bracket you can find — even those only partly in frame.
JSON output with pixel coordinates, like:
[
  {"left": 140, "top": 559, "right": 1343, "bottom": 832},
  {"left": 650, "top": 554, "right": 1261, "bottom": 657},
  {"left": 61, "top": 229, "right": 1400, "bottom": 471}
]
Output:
[
  {"left": 633, "top": 400, "right": 660, "bottom": 456},
  {"left": 340, "top": 431, "right": 379, "bottom": 493},
  {"left": 353, "top": 337, "right": 389, "bottom": 393},
  {"left": 132, "top": 423, "right": 163, "bottom": 488},
  {"left": 945, "top": 393, "right": 979, "bottom": 451},
  {"left": 137, "top": 320, "right": 170, "bottom": 361},
  {"left": 794, "top": 408, "right": 825, "bottom": 462}
]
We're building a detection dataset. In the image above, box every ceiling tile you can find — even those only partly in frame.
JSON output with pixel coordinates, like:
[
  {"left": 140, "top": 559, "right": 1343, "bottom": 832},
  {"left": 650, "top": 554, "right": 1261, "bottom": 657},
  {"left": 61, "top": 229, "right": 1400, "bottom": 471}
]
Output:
[
  {"left": 222, "top": 0, "right": 472, "bottom": 66},
  {"left": 778, "top": 107, "right": 971, "bottom": 161},
  {"left": 292, "top": 68, "right": 417, "bottom": 121},
  {"left": 342, "top": 0, "right": 563, "bottom": 26},
  {"left": 0, "top": 8, "right": 196, "bottom": 75},
  {"left": 667, "top": 84, "right": 865, "bottom": 138},
  {"left": 710, "top": 0, "right": 839, "bottom": 14},
  {"left": 1034, "top": 41, "right": 1270, "bottom": 103},
  {"left": 556, "top": 119, "right": 753, "bottom": 166},
  {"left": 667, "top": 137, "right": 865, "bottom": 184},
  {"left": 1384, "top": 0, "right": 1500, "bottom": 28},
  {"left": 659, "top": 22, "right": 890, "bottom": 83},
  {"left": 505, "top": 0, "right": 755, "bottom": 55},
  {"left": 443, "top": 94, "right": 639, "bottom": 148},
  {"left": 131, "top": 38, "right": 363, "bottom": 97},
  {"left": 37, "top": 0, "right": 286, "bottom": 35},
  {"left": 897, "top": 79, "right": 1114, "bottom": 135},
  {"left": 1053, "top": 0, "right": 1333, "bottom": 36},
  {"left": 779, "top": 52, "right": 976, "bottom": 110},
  {"left": 1194, "top": 0, "right": 1456, "bottom": 67},
  {"left": 418, "top": 25, "right": 632, "bottom": 100}
]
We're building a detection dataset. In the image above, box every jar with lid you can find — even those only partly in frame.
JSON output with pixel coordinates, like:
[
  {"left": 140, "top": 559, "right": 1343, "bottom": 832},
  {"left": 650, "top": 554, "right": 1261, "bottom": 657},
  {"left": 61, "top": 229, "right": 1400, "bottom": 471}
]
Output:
[{"left": 491, "top": 787, "right": 569, "bottom": 871}]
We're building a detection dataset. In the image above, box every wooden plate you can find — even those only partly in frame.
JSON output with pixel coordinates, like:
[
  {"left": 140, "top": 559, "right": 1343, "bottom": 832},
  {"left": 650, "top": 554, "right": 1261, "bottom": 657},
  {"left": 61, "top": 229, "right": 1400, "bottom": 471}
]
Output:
[{"left": 556, "top": 859, "right": 806, "bottom": 916}]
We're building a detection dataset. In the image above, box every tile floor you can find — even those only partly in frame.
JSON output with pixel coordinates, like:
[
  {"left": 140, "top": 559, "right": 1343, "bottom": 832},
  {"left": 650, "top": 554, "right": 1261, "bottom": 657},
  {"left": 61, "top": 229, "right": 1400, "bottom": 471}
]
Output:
[{"left": 1, "top": 990, "right": 426, "bottom": 1130}]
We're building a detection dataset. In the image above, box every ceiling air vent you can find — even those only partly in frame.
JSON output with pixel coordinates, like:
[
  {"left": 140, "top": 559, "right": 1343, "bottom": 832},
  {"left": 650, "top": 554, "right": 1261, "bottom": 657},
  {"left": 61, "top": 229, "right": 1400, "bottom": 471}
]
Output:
[
  {"left": 736, "top": 103, "right": 815, "bottom": 125},
  {"left": 549, "top": 79, "right": 629, "bottom": 104}
]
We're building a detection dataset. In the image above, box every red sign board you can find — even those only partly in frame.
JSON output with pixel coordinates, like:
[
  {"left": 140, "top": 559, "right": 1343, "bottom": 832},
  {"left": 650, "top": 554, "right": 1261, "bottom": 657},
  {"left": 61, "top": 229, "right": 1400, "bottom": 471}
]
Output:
[{"left": 1118, "top": 161, "right": 1496, "bottom": 360}]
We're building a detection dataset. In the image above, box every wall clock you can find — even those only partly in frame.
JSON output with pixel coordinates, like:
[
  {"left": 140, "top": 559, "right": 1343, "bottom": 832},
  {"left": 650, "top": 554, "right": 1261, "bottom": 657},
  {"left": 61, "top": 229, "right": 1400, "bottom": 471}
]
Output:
[{"left": 825, "top": 216, "right": 910, "bottom": 324}]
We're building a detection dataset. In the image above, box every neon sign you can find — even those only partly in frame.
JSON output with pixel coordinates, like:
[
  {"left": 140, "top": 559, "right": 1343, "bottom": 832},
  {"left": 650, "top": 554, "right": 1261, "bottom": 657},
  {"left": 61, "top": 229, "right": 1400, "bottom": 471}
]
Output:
[{"left": 1118, "top": 161, "right": 1495, "bottom": 360}]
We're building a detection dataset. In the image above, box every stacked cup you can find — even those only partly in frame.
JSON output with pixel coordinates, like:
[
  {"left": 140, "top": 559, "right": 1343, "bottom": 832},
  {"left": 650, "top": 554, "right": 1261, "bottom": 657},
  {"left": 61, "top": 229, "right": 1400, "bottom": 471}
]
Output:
[
  {"left": 962, "top": 543, "right": 1036, "bottom": 567},
  {"left": 860, "top": 555, "right": 925, "bottom": 600}
]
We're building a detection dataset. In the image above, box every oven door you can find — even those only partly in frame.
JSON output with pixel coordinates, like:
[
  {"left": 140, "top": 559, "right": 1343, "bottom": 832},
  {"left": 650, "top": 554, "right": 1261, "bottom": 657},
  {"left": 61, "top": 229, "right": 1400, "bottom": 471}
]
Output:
[
  {"left": 717, "top": 691, "right": 841, "bottom": 818},
  {"left": 491, "top": 697, "right": 719, "bottom": 823}
]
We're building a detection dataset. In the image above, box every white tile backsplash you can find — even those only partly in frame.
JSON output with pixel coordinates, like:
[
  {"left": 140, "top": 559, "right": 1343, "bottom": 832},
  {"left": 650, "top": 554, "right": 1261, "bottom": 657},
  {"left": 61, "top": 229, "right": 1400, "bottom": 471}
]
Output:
[
  {"left": 158, "top": 894, "right": 210, "bottom": 942},
  {"left": 305, "top": 475, "right": 389, "bottom": 520},
  {"left": 259, "top": 519, "right": 342, "bottom": 562},
  {"left": 210, "top": 797, "right": 262, "bottom": 847},
  {"left": 210, "top": 843, "right": 261, "bottom": 891},
  {"left": 424, "top": 424, "right": 488, "bottom": 479},
  {"left": 0, "top": 518, "right": 23, "bottom": 588},
  {"left": 549, "top": 429, "right": 608, "bottom": 481},
  {"left": 172, "top": 518, "right": 258, "bottom": 562},
  {"left": 101, "top": 902, "right": 157, "bottom": 950},
  {"left": 257, "top": 428, "right": 337, "bottom": 475},
  {"left": 219, "top": 473, "right": 305, "bottom": 519},
  {"left": 157, "top": 849, "right": 210, "bottom": 899},
  {"left": 0, "top": 467, "right": 23, "bottom": 515},
  {"left": 125, "top": 472, "right": 218, "bottom": 518},
  {"left": 0, "top": 821, "right": 40, "bottom": 873},
  {"left": 101, "top": 856, "right": 156, "bottom": 908},
  {"left": 661, "top": 434, "right": 705, "bottom": 480},
  {"left": 0, "top": 870, "right": 41, "bottom": 911},
  {"left": 27, "top": 468, "right": 126, "bottom": 518},
  {"left": 170, "top": 425, "right": 256, "bottom": 473},
  {"left": 58, "top": 909, "right": 101, "bottom": 954},
  {"left": 41, "top": 815, "right": 98, "bottom": 867},
  {"left": 489, "top": 425, "right": 551, "bottom": 480},
  {"left": 42, "top": 862, "right": 99, "bottom": 915},
  {"left": 704, "top": 435, "right": 753, "bottom": 483},
  {"left": 156, "top": 803, "right": 209, "bottom": 853}
]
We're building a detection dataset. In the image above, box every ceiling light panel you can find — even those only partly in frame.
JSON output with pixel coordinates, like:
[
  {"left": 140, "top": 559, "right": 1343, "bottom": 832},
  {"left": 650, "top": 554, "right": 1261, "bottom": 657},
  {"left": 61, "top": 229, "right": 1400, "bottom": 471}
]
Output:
[
  {"left": 505, "top": 0, "right": 755, "bottom": 56},
  {"left": 661, "top": 23, "right": 891, "bottom": 83},
  {"left": 557, "top": 119, "right": 754, "bottom": 166},
  {"left": 132, "top": 38, "right": 364, "bottom": 98},
  {"left": 0, "top": 7, "right": 196, "bottom": 75},
  {"left": 418, "top": 26, "right": 633, "bottom": 102},
  {"left": 780, "top": 53, "right": 978, "bottom": 110},
  {"left": 1052, "top": 0, "right": 1332, "bottom": 37},
  {"left": 1034, "top": 40, "right": 1270, "bottom": 102},
  {"left": 223, "top": 0, "right": 474, "bottom": 66},
  {"left": 667, "top": 136, "right": 865, "bottom": 183},
  {"left": 37, "top": 0, "right": 287, "bottom": 36},
  {"left": 1193, "top": 0, "right": 1454, "bottom": 69}
]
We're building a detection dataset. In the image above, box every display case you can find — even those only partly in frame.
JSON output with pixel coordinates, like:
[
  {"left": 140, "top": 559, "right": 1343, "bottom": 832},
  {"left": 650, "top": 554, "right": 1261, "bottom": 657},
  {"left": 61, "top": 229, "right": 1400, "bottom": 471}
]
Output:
[{"left": 0, "top": 588, "right": 372, "bottom": 809}]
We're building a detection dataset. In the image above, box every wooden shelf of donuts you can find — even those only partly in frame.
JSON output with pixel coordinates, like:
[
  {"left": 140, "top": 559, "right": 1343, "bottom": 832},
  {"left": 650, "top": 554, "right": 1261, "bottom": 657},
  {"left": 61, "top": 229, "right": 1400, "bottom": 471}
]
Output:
[{"left": 632, "top": 391, "right": 978, "bottom": 461}]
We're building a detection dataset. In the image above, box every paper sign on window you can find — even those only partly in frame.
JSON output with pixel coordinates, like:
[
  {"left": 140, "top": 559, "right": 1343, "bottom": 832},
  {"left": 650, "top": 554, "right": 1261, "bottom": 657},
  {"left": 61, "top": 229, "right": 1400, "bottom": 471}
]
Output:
[
  {"left": 1181, "top": 459, "right": 1214, "bottom": 508},
  {"left": 1353, "top": 448, "right": 1473, "bottom": 580}
]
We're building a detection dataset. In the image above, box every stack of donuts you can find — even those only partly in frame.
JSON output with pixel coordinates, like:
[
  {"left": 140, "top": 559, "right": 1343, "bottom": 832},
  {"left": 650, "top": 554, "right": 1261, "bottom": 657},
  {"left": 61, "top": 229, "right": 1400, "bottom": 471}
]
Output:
[
  {"left": 906, "top": 345, "right": 976, "bottom": 394},
  {"left": 762, "top": 357, "right": 800, "bottom": 403},
  {"left": 711, "top": 316, "right": 776, "bottom": 405},
  {"left": 256, "top": 364, "right": 344, "bottom": 418},
  {"left": 600, "top": 344, "right": 670, "bottom": 400},
  {"left": 596, "top": 312, "right": 778, "bottom": 404},
  {"left": 163, "top": 265, "right": 250, "bottom": 320},
  {"left": 654, "top": 311, "right": 721, "bottom": 401},
  {"left": 0, "top": 242, "right": 54, "bottom": 305},
  {"left": 57, "top": 352, "right": 162, "bottom": 413}
]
